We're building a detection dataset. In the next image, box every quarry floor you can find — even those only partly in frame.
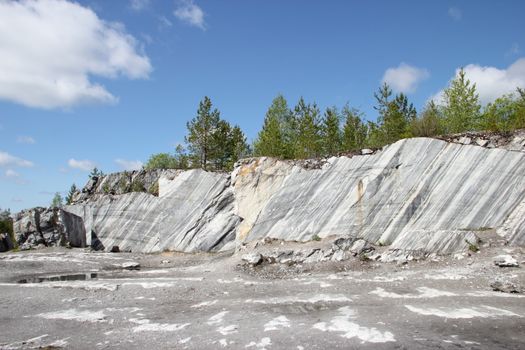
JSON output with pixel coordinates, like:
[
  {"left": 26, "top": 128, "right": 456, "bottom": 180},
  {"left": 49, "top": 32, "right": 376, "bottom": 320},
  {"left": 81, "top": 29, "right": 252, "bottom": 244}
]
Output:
[{"left": 0, "top": 246, "right": 524, "bottom": 350}]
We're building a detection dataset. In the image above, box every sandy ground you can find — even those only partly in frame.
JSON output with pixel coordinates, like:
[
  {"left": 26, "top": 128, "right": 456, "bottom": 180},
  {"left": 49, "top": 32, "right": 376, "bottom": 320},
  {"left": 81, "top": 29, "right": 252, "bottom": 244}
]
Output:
[{"left": 0, "top": 244, "right": 524, "bottom": 350}]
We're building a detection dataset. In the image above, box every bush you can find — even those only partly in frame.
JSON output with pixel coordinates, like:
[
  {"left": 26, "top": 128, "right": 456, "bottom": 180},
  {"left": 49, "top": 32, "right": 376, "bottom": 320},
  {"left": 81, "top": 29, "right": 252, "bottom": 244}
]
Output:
[
  {"left": 148, "top": 181, "right": 159, "bottom": 196},
  {"left": 130, "top": 179, "right": 146, "bottom": 192}
]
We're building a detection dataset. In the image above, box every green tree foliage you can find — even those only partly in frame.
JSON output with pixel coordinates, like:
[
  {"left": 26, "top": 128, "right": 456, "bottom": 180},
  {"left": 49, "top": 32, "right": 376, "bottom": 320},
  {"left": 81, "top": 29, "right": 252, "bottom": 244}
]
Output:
[
  {"left": 0, "top": 208, "right": 12, "bottom": 233},
  {"left": 321, "top": 107, "right": 343, "bottom": 155},
  {"left": 482, "top": 90, "right": 525, "bottom": 132},
  {"left": 253, "top": 95, "right": 289, "bottom": 157},
  {"left": 89, "top": 167, "right": 104, "bottom": 179},
  {"left": 442, "top": 68, "right": 481, "bottom": 133},
  {"left": 51, "top": 192, "right": 63, "bottom": 208},
  {"left": 65, "top": 184, "right": 78, "bottom": 205},
  {"left": 382, "top": 93, "right": 417, "bottom": 143},
  {"left": 294, "top": 98, "right": 322, "bottom": 158},
  {"left": 186, "top": 96, "right": 221, "bottom": 170},
  {"left": 144, "top": 153, "right": 178, "bottom": 170},
  {"left": 411, "top": 101, "right": 444, "bottom": 137},
  {"left": 342, "top": 105, "right": 367, "bottom": 151},
  {"left": 185, "top": 96, "right": 249, "bottom": 171}
]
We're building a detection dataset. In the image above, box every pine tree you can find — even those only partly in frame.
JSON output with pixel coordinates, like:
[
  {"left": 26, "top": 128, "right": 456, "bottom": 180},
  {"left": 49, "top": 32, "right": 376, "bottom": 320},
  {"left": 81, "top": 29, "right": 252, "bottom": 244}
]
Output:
[
  {"left": 51, "top": 192, "right": 63, "bottom": 208},
  {"left": 294, "top": 98, "right": 322, "bottom": 158},
  {"left": 342, "top": 105, "right": 367, "bottom": 151},
  {"left": 382, "top": 93, "right": 417, "bottom": 143},
  {"left": 442, "top": 68, "right": 481, "bottom": 133},
  {"left": 186, "top": 96, "right": 221, "bottom": 170},
  {"left": 411, "top": 101, "right": 443, "bottom": 137},
  {"left": 321, "top": 107, "right": 342, "bottom": 155},
  {"left": 65, "top": 184, "right": 78, "bottom": 205},
  {"left": 89, "top": 167, "right": 104, "bottom": 179},
  {"left": 253, "top": 95, "right": 288, "bottom": 157},
  {"left": 374, "top": 82, "right": 393, "bottom": 126}
]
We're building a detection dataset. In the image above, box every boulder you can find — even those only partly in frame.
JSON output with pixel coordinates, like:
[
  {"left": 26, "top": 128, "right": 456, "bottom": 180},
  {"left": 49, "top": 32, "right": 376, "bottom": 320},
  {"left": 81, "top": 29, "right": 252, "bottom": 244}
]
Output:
[
  {"left": 0, "top": 233, "right": 14, "bottom": 252},
  {"left": 493, "top": 255, "right": 520, "bottom": 267},
  {"left": 242, "top": 253, "right": 263, "bottom": 266}
]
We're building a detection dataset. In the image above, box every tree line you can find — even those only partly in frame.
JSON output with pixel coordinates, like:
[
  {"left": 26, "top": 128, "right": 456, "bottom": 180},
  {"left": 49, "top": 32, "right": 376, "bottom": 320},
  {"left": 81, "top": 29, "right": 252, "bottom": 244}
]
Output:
[{"left": 146, "top": 68, "right": 524, "bottom": 170}]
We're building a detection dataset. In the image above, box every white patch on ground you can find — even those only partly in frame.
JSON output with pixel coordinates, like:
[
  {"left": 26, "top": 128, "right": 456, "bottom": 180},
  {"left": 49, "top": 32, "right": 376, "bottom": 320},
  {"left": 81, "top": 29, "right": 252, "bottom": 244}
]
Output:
[
  {"left": 370, "top": 287, "right": 456, "bottom": 299},
  {"left": 299, "top": 278, "right": 333, "bottom": 288},
  {"left": 192, "top": 300, "right": 218, "bottom": 308},
  {"left": 297, "top": 346, "right": 304, "bottom": 350},
  {"left": 424, "top": 272, "right": 467, "bottom": 280},
  {"left": 207, "top": 311, "right": 229, "bottom": 325},
  {"left": 245, "top": 337, "right": 272, "bottom": 349},
  {"left": 405, "top": 305, "right": 522, "bottom": 319},
  {"left": 245, "top": 294, "right": 351, "bottom": 304},
  {"left": 35, "top": 309, "right": 107, "bottom": 322},
  {"left": 218, "top": 277, "right": 244, "bottom": 284},
  {"left": 313, "top": 307, "right": 395, "bottom": 343},
  {"left": 179, "top": 337, "right": 191, "bottom": 344},
  {"left": 372, "top": 276, "right": 406, "bottom": 282},
  {"left": 264, "top": 316, "right": 291, "bottom": 331},
  {"left": 105, "top": 307, "right": 142, "bottom": 313},
  {"left": 217, "top": 324, "right": 238, "bottom": 335},
  {"left": 134, "top": 296, "right": 156, "bottom": 300},
  {"left": 129, "top": 318, "right": 190, "bottom": 332},
  {"left": 136, "top": 269, "right": 170, "bottom": 274},
  {"left": 219, "top": 339, "right": 228, "bottom": 347},
  {"left": 466, "top": 291, "right": 525, "bottom": 298}
]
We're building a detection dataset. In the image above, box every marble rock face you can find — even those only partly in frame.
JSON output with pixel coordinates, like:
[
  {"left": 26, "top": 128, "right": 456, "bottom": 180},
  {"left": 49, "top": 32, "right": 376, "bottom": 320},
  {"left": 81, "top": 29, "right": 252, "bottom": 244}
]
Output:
[
  {"left": 40, "top": 136, "right": 525, "bottom": 254},
  {"left": 65, "top": 169, "right": 241, "bottom": 253},
  {"left": 234, "top": 137, "right": 525, "bottom": 252}
]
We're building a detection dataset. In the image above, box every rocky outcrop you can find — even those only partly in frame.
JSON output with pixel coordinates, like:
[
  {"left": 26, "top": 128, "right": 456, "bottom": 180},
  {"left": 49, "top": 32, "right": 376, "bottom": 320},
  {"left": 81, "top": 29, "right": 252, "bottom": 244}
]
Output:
[
  {"left": 65, "top": 169, "right": 240, "bottom": 253},
  {"left": 13, "top": 208, "right": 86, "bottom": 250},
  {"left": 11, "top": 132, "right": 525, "bottom": 255}
]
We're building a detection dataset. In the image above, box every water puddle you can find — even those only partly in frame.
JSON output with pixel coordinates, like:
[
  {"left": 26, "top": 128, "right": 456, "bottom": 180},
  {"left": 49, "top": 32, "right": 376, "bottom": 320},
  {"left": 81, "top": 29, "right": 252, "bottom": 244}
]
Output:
[{"left": 17, "top": 273, "right": 98, "bottom": 284}]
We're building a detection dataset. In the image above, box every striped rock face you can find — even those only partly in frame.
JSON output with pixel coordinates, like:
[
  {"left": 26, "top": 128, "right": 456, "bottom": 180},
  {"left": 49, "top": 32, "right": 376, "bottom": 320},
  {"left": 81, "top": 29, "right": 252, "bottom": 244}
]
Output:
[{"left": 62, "top": 137, "right": 525, "bottom": 253}]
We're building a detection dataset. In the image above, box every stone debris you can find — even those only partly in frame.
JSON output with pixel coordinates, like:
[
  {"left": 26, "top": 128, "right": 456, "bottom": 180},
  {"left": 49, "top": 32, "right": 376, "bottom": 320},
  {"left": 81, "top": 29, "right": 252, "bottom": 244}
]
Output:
[
  {"left": 490, "top": 277, "right": 523, "bottom": 294},
  {"left": 493, "top": 255, "right": 520, "bottom": 267},
  {"left": 241, "top": 253, "right": 263, "bottom": 266},
  {"left": 121, "top": 262, "right": 141, "bottom": 270}
]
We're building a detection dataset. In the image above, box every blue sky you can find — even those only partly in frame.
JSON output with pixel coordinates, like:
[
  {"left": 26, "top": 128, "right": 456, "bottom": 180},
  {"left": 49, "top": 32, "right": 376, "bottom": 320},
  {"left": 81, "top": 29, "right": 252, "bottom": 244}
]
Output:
[{"left": 1, "top": 0, "right": 524, "bottom": 212}]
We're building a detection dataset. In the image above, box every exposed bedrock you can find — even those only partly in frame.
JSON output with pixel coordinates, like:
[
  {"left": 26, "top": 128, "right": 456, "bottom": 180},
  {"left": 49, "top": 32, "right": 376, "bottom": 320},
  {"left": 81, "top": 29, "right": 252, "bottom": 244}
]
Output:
[{"left": 11, "top": 135, "right": 525, "bottom": 255}]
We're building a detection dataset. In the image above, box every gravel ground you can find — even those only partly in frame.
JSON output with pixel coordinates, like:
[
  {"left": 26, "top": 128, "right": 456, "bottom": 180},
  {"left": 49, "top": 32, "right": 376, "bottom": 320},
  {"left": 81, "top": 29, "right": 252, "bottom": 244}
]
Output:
[{"left": 0, "top": 244, "right": 524, "bottom": 350}]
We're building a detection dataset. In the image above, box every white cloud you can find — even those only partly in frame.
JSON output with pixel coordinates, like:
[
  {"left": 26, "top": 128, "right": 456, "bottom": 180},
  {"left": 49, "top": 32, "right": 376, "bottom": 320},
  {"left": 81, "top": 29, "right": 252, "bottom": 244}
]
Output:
[
  {"left": 448, "top": 7, "right": 462, "bottom": 21},
  {"left": 382, "top": 63, "right": 430, "bottom": 94},
  {"left": 16, "top": 135, "right": 36, "bottom": 144},
  {"left": 11, "top": 197, "right": 23, "bottom": 203},
  {"left": 159, "top": 15, "right": 173, "bottom": 28},
  {"left": 115, "top": 158, "right": 143, "bottom": 171},
  {"left": 5, "top": 169, "right": 20, "bottom": 178},
  {"left": 0, "top": 151, "right": 34, "bottom": 168},
  {"left": 432, "top": 57, "right": 525, "bottom": 105},
  {"left": 68, "top": 158, "right": 96, "bottom": 172},
  {"left": 174, "top": 0, "right": 206, "bottom": 30},
  {"left": 130, "top": 0, "right": 150, "bottom": 11},
  {"left": 0, "top": 0, "right": 152, "bottom": 109}
]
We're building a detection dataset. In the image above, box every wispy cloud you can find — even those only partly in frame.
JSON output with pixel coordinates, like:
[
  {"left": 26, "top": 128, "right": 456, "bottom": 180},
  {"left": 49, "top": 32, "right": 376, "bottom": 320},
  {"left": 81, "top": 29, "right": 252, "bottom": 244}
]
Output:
[
  {"left": 0, "top": 0, "right": 152, "bottom": 109},
  {"left": 506, "top": 43, "right": 521, "bottom": 57},
  {"left": 68, "top": 158, "right": 96, "bottom": 172},
  {"left": 174, "top": 0, "right": 206, "bottom": 30},
  {"left": 0, "top": 151, "right": 34, "bottom": 168},
  {"left": 130, "top": 0, "right": 150, "bottom": 11},
  {"left": 448, "top": 7, "right": 462, "bottom": 21},
  {"left": 5, "top": 169, "right": 20, "bottom": 178},
  {"left": 431, "top": 57, "right": 525, "bottom": 105},
  {"left": 382, "top": 63, "right": 430, "bottom": 94},
  {"left": 159, "top": 15, "right": 173, "bottom": 28},
  {"left": 17, "top": 135, "right": 36, "bottom": 144},
  {"left": 115, "top": 158, "right": 143, "bottom": 171}
]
